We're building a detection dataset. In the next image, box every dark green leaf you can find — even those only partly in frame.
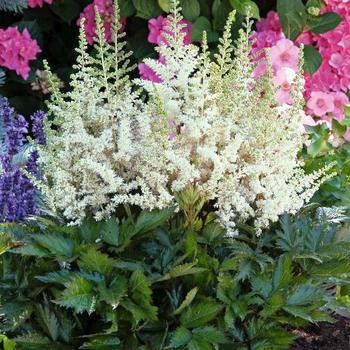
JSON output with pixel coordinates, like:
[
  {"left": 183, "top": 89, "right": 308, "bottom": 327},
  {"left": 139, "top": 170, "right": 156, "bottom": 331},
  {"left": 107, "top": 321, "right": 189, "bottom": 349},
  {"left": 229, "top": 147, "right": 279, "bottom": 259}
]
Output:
[
  {"left": 181, "top": 0, "right": 200, "bottom": 21},
  {"left": 119, "top": 0, "right": 135, "bottom": 17},
  {"left": 303, "top": 45, "right": 322, "bottom": 75},
  {"left": 229, "top": 0, "right": 260, "bottom": 19},
  {"left": 134, "top": 208, "right": 173, "bottom": 235},
  {"left": 170, "top": 327, "right": 192, "bottom": 348},
  {"left": 78, "top": 246, "right": 115, "bottom": 276},
  {"left": 56, "top": 277, "right": 95, "bottom": 314},
  {"left": 180, "top": 299, "right": 223, "bottom": 328},
  {"left": 51, "top": 0, "right": 81, "bottom": 24},
  {"left": 191, "top": 16, "right": 219, "bottom": 42},
  {"left": 277, "top": 0, "right": 307, "bottom": 40},
  {"left": 307, "top": 12, "right": 342, "bottom": 34},
  {"left": 132, "top": 0, "right": 162, "bottom": 19}
]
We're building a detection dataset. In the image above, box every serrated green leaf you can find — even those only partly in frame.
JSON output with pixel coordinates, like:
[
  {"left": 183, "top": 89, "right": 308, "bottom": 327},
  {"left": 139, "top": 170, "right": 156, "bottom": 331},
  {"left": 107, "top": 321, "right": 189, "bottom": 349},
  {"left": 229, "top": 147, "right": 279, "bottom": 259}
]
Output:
[
  {"left": 157, "top": 262, "right": 206, "bottom": 282},
  {"left": 192, "top": 326, "right": 227, "bottom": 344},
  {"left": 101, "top": 218, "right": 120, "bottom": 246},
  {"left": 170, "top": 326, "right": 192, "bottom": 348},
  {"left": 332, "top": 119, "right": 347, "bottom": 136},
  {"left": 261, "top": 292, "right": 285, "bottom": 318},
  {"left": 128, "top": 271, "right": 158, "bottom": 322},
  {"left": 134, "top": 208, "right": 173, "bottom": 235},
  {"left": 173, "top": 287, "right": 198, "bottom": 315},
  {"left": 307, "top": 12, "right": 342, "bottom": 34},
  {"left": 277, "top": 0, "right": 307, "bottom": 40},
  {"left": 35, "top": 301, "right": 59, "bottom": 341},
  {"left": 33, "top": 234, "right": 74, "bottom": 258},
  {"left": 56, "top": 277, "right": 95, "bottom": 314},
  {"left": 79, "top": 336, "right": 121, "bottom": 349},
  {"left": 273, "top": 255, "right": 293, "bottom": 290},
  {"left": 98, "top": 275, "right": 128, "bottom": 307},
  {"left": 180, "top": 299, "right": 223, "bottom": 328},
  {"left": 303, "top": 45, "right": 322, "bottom": 75},
  {"left": 78, "top": 246, "right": 115, "bottom": 276},
  {"left": 36, "top": 270, "right": 74, "bottom": 285}
]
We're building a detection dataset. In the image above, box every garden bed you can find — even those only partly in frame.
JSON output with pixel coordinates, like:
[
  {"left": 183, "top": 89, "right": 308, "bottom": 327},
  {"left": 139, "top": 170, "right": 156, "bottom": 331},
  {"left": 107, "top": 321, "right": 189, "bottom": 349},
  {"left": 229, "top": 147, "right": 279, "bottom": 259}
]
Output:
[{"left": 291, "top": 317, "right": 350, "bottom": 350}]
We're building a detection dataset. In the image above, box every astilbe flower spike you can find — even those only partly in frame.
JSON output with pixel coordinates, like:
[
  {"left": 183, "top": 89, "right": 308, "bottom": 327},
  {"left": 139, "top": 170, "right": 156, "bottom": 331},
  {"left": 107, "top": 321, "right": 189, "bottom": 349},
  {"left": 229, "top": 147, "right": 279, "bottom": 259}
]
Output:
[{"left": 40, "top": 1, "right": 329, "bottom": 235}]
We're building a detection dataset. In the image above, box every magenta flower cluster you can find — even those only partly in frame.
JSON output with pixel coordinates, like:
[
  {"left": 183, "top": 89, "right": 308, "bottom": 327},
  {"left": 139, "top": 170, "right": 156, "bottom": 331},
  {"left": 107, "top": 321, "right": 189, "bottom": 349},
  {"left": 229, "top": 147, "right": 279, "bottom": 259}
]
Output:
[
  {"left": 0, "top": 27, "right": 41, "bottom": 80},
  {"left": 138, "top": 15, "right": 192, "bottom": 82},
  {"left": 77, "top": 0, "right": 126, "bottom": 45},
  {"left": 0, "top": 98, "right": 46, "bottom": 222},
  {"left": 252, "top": 1, "right": 350, "bottom": 139},
  {"left": 28, "top": 0, "right": 53, "bottom": 8}
]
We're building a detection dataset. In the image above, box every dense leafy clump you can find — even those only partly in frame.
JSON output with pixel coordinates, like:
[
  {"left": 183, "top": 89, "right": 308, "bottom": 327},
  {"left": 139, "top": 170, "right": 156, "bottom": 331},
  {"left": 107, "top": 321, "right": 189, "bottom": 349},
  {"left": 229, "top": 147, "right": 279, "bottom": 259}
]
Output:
[
  {"left": 0, "top": 202, "right": 350, "bottom": 349},
  {"left": 37, "top": 1, "right": 329, "bottom": 235}
]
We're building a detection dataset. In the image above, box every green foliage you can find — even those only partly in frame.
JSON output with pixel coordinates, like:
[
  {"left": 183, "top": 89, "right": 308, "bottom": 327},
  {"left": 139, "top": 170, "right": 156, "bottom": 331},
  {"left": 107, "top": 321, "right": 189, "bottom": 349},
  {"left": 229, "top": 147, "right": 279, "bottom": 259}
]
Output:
[
  {"left": 303, "top": 45, "right": 322, "bottom": 75},
  {"left": 0, "top": 0, "right": 27, "bottom": 12},
  {"left": 1, "top": 205, "right": 350, "bottom": 349}
]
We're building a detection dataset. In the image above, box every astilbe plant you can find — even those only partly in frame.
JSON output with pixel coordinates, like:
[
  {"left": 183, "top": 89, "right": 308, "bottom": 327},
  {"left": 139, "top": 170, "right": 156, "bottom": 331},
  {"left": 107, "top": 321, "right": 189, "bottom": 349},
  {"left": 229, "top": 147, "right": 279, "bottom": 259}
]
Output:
[{"left": 39, "top": 1, "right": 329, "bottom": 235}]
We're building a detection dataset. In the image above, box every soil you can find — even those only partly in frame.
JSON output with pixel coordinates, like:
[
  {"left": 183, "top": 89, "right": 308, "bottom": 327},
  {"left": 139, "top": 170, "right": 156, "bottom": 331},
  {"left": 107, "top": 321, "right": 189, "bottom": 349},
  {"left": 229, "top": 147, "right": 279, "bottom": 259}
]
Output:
[{"left": 290, "top": 316, "right": 350, "bottom": 350}]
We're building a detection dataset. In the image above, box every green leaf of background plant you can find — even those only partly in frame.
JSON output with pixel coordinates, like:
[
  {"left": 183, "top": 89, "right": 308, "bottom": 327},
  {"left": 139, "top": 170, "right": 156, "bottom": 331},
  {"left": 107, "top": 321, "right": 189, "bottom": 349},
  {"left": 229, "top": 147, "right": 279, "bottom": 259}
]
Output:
[
  {"left": 191, "top": 16, "right": 219, "bottom": 42},
  {"left": 277, "top": 0, "right": 307, "bottom": 40},
  {"left": 132, "top": 0, "right": 162, "bottom": 19},
  {"left": 307, "top": 12, "right": 342, "bottom": 34},
  {"left": 229, "top": 0, "right": 260, "bottom": 19},
  {"left": 181, "top": 0, "right": 200, "bottom": 21},
  {"left": 303, "top": 45, "right": 322, "bottom": 75},
  {"left": 158, "top": 0, "right": 172, "bottom": 12},
  {"left": 119, "top": 0, "right": 135, "bottom": 17},
  {"left": 51, "top": 0, "right": 81, "bottom": 24}
]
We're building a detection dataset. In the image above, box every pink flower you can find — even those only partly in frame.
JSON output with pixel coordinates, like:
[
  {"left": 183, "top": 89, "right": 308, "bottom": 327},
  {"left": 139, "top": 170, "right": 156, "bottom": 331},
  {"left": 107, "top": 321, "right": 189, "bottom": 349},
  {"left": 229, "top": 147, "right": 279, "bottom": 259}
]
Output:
[
  {"left": 307, "top": 91, "right": 335, "bottom": 117},
  {"left": 28, "top": 0, "right": 53, "bottom": 7},
  {"left": 138, "top": 63, "right": 162, "bottom": 83},
  {"left": 77, "top": 0, "right": 126, "bottom": 45},
  {"left": 273, "top": 67, "right": 296, "bottom": 105},
  {"left": 332, "top": 91, "right": 349, "bottom": 120},
  {"left": 147, "top": 15, "right": 192, "bottom": 46},
  {"left": 269, "top": 39, "right": 299, "bottom": 71},
  {"left": 0, "top": 27, "right": 41, "bottom": 80}
]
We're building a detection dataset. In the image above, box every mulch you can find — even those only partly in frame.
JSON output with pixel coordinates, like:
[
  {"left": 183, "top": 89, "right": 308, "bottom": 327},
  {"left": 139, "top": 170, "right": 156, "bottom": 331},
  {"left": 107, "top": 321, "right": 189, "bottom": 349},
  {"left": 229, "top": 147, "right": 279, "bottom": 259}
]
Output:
[{"left": 290, "top": 316, "right": 350, "bottom": 350}]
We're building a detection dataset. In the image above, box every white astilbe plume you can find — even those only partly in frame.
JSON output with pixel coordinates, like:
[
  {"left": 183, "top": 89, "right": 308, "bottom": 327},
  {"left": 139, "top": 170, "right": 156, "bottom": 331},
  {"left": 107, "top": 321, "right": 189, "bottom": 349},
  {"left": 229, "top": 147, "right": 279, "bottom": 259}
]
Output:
[{"left": 39, "top": 0, "right": 330, "bottom": 233}]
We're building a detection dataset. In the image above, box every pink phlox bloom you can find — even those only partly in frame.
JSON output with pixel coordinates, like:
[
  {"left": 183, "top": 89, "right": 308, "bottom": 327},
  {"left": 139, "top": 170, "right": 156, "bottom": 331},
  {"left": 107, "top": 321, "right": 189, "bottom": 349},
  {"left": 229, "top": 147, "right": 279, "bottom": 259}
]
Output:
[
  {"left": 147, "top": 15, "right": 192, "bottom": 46},
  {"left": 307, "top": 91, "right": 335, "bottom": 117},
  {"left": 269, "top": 39, "right": 300, "bottom": 72},
  {"left": 331, "top": 91, "right": 349, "bottom": 120},
  {"left": 28, "top": 0, "right": 53, "bottom": 8},
  {"left": 0, "top": 27, "right": 41, "bottom": 80},
  {"left": 77, "top": 0, "right": 126, "bottom": 45}
]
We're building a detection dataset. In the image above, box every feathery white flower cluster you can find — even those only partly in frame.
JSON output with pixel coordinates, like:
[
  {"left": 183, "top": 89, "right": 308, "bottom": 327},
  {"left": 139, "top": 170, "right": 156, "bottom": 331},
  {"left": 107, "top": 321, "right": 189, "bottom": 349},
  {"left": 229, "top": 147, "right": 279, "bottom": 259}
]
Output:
[{"left": 39, "top": 1, "right": 329, "bottom": 233}]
